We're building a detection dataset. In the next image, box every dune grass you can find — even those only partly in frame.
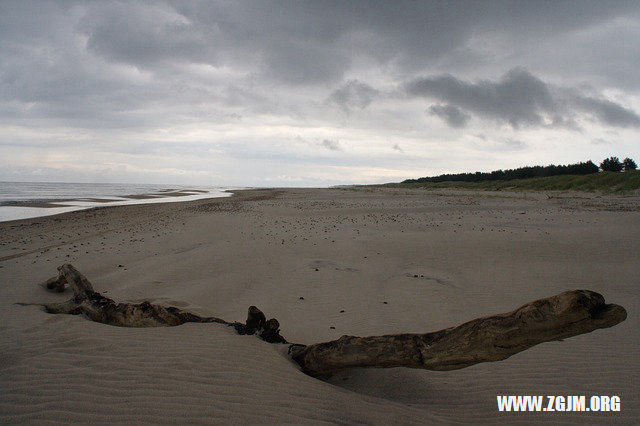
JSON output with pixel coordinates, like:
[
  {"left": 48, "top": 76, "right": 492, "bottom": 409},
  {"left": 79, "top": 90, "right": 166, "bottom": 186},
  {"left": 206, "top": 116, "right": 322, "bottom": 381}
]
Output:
[{"left": 382, "top": 171, "right": 640, "bottom": 193}]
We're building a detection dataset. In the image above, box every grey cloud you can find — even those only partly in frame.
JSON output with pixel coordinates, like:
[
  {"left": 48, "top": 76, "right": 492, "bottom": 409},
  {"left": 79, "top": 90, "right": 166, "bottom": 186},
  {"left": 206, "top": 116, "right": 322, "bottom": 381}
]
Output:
[
  {"left": 320, "top": 139, "right": 342, "bottom": 151},
  {"left": 428, "top": 104, "right": 471, "bottom": 128},
  {"left": 502, "top": 139, "right": 527, "bottom": 151},
  {"left": 512, "top": 15, "right": 640, "bottom": 91},
  {"left": 392, "top": 144, "right": 404, "bottom": 153},
  {"left": 66, "top": 1, "right": 640, "bottom": 87},
  {"left": 76, "top": 0, "right": 352, "bottom": 85},
  {"left": 329, "top": 80, "right": 379, "bottom": 112},
  {"left": 78, "top": 2, "right": 222, "bottom": 68},
  {"left": 591, "top": 138, "right": 612, "bottom": 146},
  {"left": 407, "top": 68, "right": 640, "bottom": 129},
  {"left": 473, "top": 138, "right": 527, "bottom": 152},
  {"left": 262, "top": 42, "right": 350, "bottom": 85},
  {"left": 570, "top": 94, "right": 640, "bottom": 127},
  {"left": 0, "top": 2, "right": 275, "bottom": 130},
  {"left": 1, "top": 0, "right": 640, "bottom": 187},
  {"left": 407, "top": 68, "right": 555, "bottom": 128},
  {"left": 3, "top": 2, "right": 639, "bottom": 107}
]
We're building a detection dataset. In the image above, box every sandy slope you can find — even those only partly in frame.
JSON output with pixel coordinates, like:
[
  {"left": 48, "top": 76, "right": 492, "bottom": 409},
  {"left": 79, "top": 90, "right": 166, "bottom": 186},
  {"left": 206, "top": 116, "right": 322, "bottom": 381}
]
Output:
[{"left": 0, "top": 188, "right": 638, "bottom": 424}]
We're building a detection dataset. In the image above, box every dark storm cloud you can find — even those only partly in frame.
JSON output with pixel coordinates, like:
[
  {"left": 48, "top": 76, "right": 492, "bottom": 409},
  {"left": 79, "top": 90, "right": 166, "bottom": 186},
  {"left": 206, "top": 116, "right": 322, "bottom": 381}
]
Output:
[
  {"left": 407, "top": 69, "right": 640, "bottom": 129},
  {"left": 428, "top": 104, "right": 471, "bottom": 128}
]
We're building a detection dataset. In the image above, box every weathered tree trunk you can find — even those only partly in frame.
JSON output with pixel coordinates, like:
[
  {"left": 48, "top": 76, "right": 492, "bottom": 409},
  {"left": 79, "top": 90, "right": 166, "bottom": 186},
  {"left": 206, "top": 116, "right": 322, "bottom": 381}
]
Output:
[
  {"left": 26, "top": 264, "right": 287, "bottom": 343},
  {"left": 25, "top": 264, "right": 626, "bottom": 378},
  {"left": 289, "top": 290, "right": 627, "bottom": 377}
]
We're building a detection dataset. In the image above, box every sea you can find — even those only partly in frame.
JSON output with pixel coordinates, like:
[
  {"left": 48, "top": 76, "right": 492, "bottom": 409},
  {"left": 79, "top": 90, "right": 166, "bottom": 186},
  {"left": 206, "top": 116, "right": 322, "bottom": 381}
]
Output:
[{"left": 0, "top": 181, "right": 233, "bottom": 222}]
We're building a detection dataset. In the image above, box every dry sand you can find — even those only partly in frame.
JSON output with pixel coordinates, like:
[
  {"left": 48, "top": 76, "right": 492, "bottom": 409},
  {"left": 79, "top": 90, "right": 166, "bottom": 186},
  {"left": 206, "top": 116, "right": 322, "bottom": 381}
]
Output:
[{"left": 0, "top": 187, "right": 638, "bottom": 424}]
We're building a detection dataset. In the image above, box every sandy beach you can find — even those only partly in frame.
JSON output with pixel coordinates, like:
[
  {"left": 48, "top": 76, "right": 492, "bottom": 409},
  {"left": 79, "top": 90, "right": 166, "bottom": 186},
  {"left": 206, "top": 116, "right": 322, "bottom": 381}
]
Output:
[{"left": 0, "top": 187, "right": 638, "bottom": 424}]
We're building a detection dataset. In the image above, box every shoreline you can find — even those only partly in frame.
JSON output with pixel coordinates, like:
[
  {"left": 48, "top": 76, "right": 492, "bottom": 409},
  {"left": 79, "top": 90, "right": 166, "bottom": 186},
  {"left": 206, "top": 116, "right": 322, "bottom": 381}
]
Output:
[
  {"left": 0, "top": 185, "right": 234, "bottom": 223},
  {"left": 1, "top": 187, "right": 638, "bottom": 423}
]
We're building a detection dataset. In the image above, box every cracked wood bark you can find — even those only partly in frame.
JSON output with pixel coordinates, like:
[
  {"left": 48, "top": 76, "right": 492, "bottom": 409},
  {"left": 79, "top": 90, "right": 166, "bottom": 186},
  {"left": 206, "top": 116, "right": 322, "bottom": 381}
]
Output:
[{"left": 26, "top": 264, "right": 626, "bottom": 378}]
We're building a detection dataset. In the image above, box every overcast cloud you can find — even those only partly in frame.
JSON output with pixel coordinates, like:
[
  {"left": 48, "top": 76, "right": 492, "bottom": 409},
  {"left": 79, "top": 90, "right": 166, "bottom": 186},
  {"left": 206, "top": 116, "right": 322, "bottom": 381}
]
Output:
[
  {"left": 1, "top": 0, "right": 639, "bottom": 186},
  {"left": 407, "top": 68, "right": 640, "bottom": 129}
]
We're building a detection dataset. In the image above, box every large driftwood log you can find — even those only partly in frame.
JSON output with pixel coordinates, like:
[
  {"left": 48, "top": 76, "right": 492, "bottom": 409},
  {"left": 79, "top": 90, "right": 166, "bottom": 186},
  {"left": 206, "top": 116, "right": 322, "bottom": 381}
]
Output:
[
  {"left": 289, "top": 290, "right": 627, "bottom": 376},
  {"left": 24, "top": 264, "right": 626, "bottom": 378}
]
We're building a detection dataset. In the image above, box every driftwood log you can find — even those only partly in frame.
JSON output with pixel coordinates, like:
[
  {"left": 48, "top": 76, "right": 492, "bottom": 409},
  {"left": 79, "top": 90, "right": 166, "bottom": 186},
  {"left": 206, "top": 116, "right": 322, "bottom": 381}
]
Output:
[
  {"left": 21, "top": 264, "right": 287, "bottom": 344},
  {"left": 23, "top": 264, "right": 627, "bottom": 378},
  {"left": 290, "top": 290, "right": 627, "bottom": 376}
]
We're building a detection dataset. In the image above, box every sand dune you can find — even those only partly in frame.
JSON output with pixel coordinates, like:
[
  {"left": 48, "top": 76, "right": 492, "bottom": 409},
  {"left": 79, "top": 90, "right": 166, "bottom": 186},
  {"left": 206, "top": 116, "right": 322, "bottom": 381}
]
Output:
[{"left": 1, "top": 188, "right": 638, "bottom": 424}]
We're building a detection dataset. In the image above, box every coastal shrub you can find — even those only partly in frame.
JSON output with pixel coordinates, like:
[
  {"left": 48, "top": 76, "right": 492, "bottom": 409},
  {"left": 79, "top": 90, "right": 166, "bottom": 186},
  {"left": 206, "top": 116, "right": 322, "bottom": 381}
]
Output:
[
  {"left": 402, "top": 160, "right": 599, "bottom": 184},
  {"left": 600, "top": 157, "right": 623, "bottom": 172},
  {"left": 623, "top": 157, "right": 637, "bottom": 171}
]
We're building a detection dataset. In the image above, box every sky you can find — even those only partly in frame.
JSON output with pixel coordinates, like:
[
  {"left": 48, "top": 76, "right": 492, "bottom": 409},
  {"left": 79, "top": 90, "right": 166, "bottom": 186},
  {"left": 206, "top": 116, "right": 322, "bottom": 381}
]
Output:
[{"left": 1, "top": 0, "right": 639, "bottom": 187}]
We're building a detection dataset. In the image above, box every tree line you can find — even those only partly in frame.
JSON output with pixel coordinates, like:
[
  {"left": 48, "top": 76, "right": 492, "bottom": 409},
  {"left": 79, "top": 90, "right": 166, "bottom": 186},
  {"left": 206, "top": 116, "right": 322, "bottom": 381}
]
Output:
[{"left": 403, "top": 157, "right": 637, "bottom": 184}]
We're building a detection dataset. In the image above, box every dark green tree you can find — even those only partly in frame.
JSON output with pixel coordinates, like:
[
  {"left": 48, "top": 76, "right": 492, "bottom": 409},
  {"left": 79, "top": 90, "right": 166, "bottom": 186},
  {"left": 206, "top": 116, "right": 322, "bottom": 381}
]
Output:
[
  {"left": 600, "top": 157, "right": 623, "bottom": 172},
  {"left": 623, "top": 157, "right": 637, "bottom": 171}
]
